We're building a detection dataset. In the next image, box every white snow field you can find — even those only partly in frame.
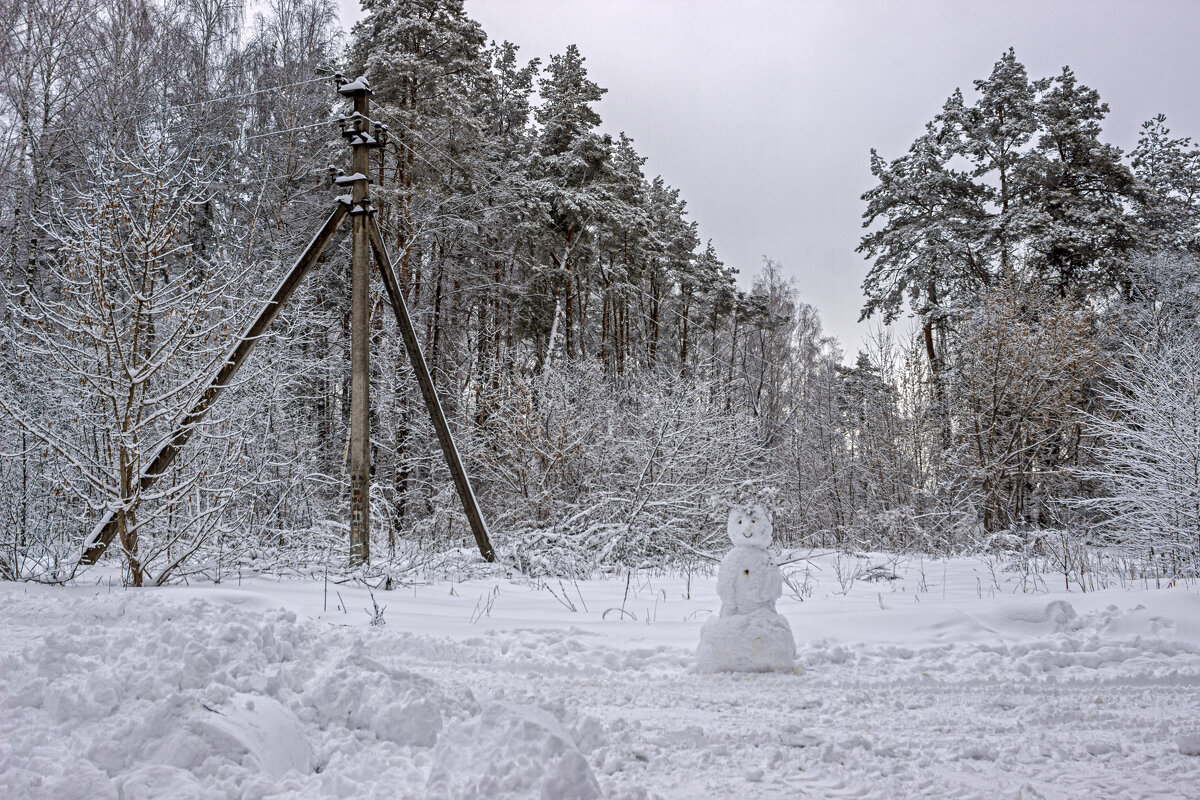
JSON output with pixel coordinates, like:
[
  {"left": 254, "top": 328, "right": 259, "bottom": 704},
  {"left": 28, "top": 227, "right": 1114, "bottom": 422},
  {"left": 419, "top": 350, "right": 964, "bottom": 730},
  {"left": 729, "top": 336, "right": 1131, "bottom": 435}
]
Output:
[{"left": 2, "top": 555, "right": 1199, "bottom": 799}]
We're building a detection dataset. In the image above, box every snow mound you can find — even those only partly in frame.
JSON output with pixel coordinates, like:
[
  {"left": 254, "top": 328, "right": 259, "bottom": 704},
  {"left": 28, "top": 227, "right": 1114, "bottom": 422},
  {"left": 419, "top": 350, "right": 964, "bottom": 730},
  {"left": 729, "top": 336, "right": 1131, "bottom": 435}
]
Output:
[
  {"left": 999, "top": 599, "right": 1082, "bottom": 632},
  {"left": 695, "top": 607, "right": 796, "bottom": 673},
  {"left": 428, "top": 701, "right": 603, "bottom": 799},
  {"left": 0, "top": 588, "right": 600, "bottom": 799},
  {"left": 150, "top": 693, "right": 311, "bottom": 779},
  {"left": 116, "top": 765, "right": 207, "bottom": 800},
  {"left": 5, "top": 560, "right": 1200, "bottom": 799},
  {"left": 304, "top": 652, "right": 474, "bottom": 746}
]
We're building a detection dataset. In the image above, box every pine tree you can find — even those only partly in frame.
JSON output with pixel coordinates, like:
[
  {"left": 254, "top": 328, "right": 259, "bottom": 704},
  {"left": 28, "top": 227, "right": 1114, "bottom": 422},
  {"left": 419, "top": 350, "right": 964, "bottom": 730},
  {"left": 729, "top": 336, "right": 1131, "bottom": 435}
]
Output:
[
  {"left": 940, "top": 47, "right": 1042, "bottom": 273},
  {"left": 858, "top": 124, "right": 988, "bottom": 411},
  {"left": 1131, "top": 114, "right": 1200, "bottom": 253},
  {"left": 535, "top": 44, "right": 612, "bottom": 362},
  {"left": 1022, "top": 67, "right": 1142, "bottom": 298}
]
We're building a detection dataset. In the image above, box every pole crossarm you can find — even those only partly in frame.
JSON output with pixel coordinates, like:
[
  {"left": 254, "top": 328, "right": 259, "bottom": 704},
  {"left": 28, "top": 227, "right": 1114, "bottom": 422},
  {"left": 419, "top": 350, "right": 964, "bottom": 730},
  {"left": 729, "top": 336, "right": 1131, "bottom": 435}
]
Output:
[
  {"left": 80, "top": 204, "right": 349, "bottom": 565},
  {"left": 367, "top": 218, "right": 496, "bottom": 563}
]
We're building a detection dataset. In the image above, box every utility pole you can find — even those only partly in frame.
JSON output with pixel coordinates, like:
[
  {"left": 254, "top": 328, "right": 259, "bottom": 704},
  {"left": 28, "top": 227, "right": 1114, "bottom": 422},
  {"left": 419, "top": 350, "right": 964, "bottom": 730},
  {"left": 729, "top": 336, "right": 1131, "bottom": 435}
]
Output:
[
  {"left": 78, "top": 74, "right": 496, "bottom": 572},
  {"left": 339, "top": 76, "right": 377, "bottom": 567}
]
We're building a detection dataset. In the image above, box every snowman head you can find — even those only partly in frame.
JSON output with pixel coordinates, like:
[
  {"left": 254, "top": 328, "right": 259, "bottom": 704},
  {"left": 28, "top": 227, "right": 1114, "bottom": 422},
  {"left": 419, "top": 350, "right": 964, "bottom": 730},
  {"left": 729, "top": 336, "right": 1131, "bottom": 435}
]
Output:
[{"left": 727, "top": 503, "right": 772, "bottom": 549}]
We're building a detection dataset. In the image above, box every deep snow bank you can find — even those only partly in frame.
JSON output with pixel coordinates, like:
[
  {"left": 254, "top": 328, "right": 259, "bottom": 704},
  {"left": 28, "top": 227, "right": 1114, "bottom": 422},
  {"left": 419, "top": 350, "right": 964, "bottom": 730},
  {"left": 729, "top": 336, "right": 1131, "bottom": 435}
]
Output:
[{"left": 0, "top": 587, "right": 601, "bottom": 800}]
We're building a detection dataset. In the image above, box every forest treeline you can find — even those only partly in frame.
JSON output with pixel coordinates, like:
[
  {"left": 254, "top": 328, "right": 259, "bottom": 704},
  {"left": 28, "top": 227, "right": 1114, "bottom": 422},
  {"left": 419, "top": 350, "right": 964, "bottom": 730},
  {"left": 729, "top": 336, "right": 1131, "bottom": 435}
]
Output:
[{"left": 1, "top": 0, "right": 1197, "bottom": 584}]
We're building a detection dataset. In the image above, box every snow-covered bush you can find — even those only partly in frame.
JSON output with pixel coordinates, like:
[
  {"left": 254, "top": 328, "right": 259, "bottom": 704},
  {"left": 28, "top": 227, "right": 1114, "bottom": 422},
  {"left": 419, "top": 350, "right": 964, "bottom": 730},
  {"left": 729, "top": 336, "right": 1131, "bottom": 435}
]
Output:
[
  {"left": 1080, "top": 332, "right": 1200, "bottom": 573},
  {"left": 469, "top": 362, "right": 773, "bottom": 575}
]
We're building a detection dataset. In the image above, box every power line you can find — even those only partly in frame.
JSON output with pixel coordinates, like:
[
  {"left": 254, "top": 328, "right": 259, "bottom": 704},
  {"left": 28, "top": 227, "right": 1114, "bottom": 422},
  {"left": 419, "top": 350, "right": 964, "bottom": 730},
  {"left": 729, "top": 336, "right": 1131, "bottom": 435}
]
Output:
[
  {"left": 379, "top": 136, "right": 524, "bottom": 230},
  {"left": 8, "top": 76, "right": 331, "bottom": 141},
  {"left": 243, "top": 119, "right": 331, "bottom": 141},
  {"left": 375, "top": 112, "right": 474, "bottom": 179},
  {"left": 171, "top": 76, "right": 328, "bottom": 110},
  {"left": 344, "top": 97, "right": 759, "bottom": 377},
  {"left": 368, "top": 108, "right": 524, "bottom": 211}
]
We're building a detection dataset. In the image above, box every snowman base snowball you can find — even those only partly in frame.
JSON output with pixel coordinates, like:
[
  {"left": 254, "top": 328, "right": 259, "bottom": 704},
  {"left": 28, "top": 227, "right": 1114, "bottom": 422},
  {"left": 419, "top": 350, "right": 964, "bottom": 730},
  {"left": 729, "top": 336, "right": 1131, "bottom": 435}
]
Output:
[{"left": 696, "top": 607, "right": 796, "bottom": 673}]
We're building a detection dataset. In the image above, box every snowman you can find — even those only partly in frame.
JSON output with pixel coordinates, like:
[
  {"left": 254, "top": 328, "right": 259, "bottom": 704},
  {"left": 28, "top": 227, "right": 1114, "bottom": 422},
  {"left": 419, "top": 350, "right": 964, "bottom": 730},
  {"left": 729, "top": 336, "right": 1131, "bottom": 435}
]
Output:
[{"left": 695, "top": 503, "right": 797, "bottom": 673}]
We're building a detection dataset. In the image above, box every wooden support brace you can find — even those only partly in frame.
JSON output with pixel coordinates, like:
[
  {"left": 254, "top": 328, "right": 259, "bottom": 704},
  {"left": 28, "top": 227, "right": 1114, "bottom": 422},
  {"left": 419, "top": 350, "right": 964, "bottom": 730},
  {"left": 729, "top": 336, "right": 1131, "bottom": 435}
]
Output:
[
  {"left": 79, "top": 204, "right": 349, "bottom": 565},
  {"left": 366, "top": 218, "right": 496, "bottom": 563}
]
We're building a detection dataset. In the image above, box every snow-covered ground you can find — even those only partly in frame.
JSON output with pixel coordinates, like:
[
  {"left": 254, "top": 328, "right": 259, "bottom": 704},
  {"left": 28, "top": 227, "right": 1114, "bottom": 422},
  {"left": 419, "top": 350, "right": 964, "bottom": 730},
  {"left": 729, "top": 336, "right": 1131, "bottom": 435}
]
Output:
[{"left": 3, "top": 554, "right": 1199, "bottom": 799}]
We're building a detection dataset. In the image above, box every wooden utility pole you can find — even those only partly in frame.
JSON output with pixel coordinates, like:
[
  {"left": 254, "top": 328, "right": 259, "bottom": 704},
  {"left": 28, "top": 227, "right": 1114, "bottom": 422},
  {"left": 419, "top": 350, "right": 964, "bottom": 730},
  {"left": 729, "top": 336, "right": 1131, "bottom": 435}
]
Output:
[
  {"left": 78, "top": 74, "right": 496, "bottom": 571},
  {"left": 341, "top": 77, "right": 373, "bottom": 567}
]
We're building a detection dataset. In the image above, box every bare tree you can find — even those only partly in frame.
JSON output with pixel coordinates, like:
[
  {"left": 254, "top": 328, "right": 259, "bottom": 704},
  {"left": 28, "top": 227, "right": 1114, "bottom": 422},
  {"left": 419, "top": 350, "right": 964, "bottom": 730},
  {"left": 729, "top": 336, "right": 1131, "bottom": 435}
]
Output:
[
  {"left": 1, "top": 136, "right": 251, "bottom": 584},
  {"left": 1080, "top": 313, "right": 1200, "bottom": 574}
]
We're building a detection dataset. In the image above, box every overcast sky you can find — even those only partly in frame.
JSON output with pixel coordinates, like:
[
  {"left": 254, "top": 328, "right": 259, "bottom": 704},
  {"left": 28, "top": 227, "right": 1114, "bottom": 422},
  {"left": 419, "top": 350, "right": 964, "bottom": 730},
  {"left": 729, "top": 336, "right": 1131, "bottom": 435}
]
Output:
[{"left": 338, "top": 0, "right": 1200, "bottom": 358}]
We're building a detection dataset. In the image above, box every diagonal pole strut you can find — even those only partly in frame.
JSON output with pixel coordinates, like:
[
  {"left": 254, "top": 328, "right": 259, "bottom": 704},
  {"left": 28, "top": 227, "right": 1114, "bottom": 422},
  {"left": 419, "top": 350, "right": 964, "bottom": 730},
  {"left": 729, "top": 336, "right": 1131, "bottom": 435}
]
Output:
[
  {"left": 367, "top": 217, "right": 496, "bottom": 562},
  {"left": 79, "top": 204, "right": 349, "bottom": 565}
]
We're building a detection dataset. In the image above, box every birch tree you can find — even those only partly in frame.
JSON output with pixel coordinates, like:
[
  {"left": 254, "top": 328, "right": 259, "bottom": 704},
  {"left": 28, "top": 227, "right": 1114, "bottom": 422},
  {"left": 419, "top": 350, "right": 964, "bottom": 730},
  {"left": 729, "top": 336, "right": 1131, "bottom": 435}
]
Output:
[
  {"left": 1082, "top": 332, "right": 1200, "bottom": 570},
  {"left": 1, "top": 137, "right": 250, "bottom": 584}
]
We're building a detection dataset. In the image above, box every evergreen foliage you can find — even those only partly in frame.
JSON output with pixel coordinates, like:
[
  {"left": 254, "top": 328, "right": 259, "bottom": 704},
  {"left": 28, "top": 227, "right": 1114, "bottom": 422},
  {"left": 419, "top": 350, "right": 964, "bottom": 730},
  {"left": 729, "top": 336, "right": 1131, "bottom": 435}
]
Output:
[{"left": 1, "top": 11, "right": 1196, "bottom": 582}]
